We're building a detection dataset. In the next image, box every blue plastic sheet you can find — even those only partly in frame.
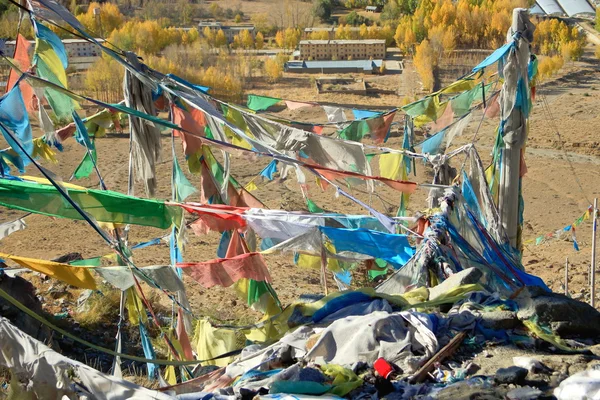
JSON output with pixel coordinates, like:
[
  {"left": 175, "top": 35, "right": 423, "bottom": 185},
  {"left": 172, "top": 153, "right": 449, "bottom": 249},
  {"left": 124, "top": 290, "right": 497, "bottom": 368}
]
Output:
[
  {"left": 319, "top": 227, "right": 415, "bottom": 268},
  {"left": 0, "top": 86, "right": 33, "bottom": 170},
  {"left": 311, "top": 291, "right": 373, "bottom": 323}
]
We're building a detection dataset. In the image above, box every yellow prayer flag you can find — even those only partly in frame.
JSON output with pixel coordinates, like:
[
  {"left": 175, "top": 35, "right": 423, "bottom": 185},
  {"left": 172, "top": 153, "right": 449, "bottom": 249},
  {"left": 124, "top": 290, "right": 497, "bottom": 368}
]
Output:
[
  {"left": 125, "top": 287, "right": 147, "bottom": 326},
  {"left": 244, "top": 180, "right": 258, "bottom": 192},
  {"left": 378, "top": 153, "right": 403, "bottom": 180},
  {"left": 0, "top": 251, "right": 96, "bottom": 289}
]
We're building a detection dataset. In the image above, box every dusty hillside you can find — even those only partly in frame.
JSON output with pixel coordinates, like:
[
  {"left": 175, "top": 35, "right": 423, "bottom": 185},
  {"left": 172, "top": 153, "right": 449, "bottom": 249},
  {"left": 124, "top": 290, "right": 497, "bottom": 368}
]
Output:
[{"left": 0, "top": 44, "right": 599, "bottom": 366}]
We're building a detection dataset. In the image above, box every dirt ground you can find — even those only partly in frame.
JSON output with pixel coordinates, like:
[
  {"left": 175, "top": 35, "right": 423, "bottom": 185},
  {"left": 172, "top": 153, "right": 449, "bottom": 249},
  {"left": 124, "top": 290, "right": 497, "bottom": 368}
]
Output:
[{"left": 0, "top": 44, "right": 599, "bottom": 364}]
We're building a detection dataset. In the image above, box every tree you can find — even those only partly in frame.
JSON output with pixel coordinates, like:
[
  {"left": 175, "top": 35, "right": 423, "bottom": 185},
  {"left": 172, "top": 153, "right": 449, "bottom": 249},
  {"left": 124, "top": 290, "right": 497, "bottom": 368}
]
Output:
[
  {"left": 215, "top": 29, "right": 227, "bottom": 47},
  {"left": 284, "top": 27, "right": 300, "bottom": 49},
  {"left": 77, "top": 2, "right": 124, "bottom": 37},
  {"left": 414, "top": 39, "right": 435, "bottom": 91},
  {"left": 264, "top": 58, "right": 283, "bottom": 82},
  {"left": 275, "top": 30, "right": 285, "bottom": 48},
  {"left": 203, "top": 26, "right": 215, "bottom": 47},
  {"left": 251, "top": 13, "right": 272, "bottom": 34},
  {"left": 344, "top": 10, "right": 367, "bottom": 26},
  {"left": 240, "top": 30, "right": 254, "bottom": 49},
  {"left": 313, "top": 0, "right": 332, "bottom": 23},
  {"left": 209, "top": 3, "right": 223, "bottom": 18},
  {"left": 234, "top": 14, "right": 243, "bottom": 23},
  {"left": 255, "top": 32, "right": 265, "bottom": 50},
  {"left": 359, "top": 23, "right": 368, "bottom": 38}
]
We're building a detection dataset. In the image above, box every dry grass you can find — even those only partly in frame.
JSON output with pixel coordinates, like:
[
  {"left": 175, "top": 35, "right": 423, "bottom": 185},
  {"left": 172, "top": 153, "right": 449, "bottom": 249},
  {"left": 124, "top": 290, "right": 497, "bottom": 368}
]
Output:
[{"left": 73, "top": 284, "right": 121, "bottom": 329}]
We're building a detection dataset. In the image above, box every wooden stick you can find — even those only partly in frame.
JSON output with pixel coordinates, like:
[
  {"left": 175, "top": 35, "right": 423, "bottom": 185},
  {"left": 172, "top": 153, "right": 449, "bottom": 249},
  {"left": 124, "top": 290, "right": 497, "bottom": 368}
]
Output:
[
  {"left": 320, "top": 244, "right": 328, "bottom": 296},
  {"left": 410, "top": 331, "right": 467, "bottom": 383},
  {"left": 565, "top": 257, "right": 569, "bottom": 296},
  {"left": 592, "top": 198, "right": 598, "bottom": 307}
]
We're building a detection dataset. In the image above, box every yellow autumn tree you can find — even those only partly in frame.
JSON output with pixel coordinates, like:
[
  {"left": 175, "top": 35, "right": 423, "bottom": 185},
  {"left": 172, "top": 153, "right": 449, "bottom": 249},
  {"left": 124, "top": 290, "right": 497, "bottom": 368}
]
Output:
[
  {"left": 275, "top": 30, "right": 285, "bottom": 48},
  {"left": 85, "top": 56, "right": 124, "bottom": 103},
  {"left": 215, "top": 29, "right": 227, "bottom": 47},
  {"left": 203, "top": 26, "right": 215, "bottom": 47},
  {"left": 240, "top": 30, "right": 254, "bottom": 49},
  {"left": 309, "top": 30, "right": 330, "bottom": 40},
  {"left": 77, "top": 2, "right": 123, "bottom": 37},
  {"left": 359, "top": 23, "right": 368, "bottom": 39},
  {"left": 283, "top": 28, "right": 301, "bottom": 49},
  {"left": 414, "top": 39, "right": 435, "bottom": 91},
  {"left": 264, "top": 58, "right": 283, "bottom": 82},
  {"left": 255, "top": 32, "right": 265, "bottom": 50}
]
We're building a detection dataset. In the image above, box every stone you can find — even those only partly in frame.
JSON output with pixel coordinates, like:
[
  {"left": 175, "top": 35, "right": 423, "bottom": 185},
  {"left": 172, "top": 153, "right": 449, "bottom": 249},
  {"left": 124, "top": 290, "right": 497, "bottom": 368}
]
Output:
[
  {"left": 515, "top": 286, "right": 600, "bottom": 337},
  {"left": 494, "top": 366, "right": 528, "bottom": 385},
  {"left": 506, "top": 386, "right": 542, "bottom": 400},
  {"left": 480, "top": 310, "right": 520, "bottom": 330},
  {"left": 428, "top": 268, "right": 483, "bottom": 300},
  {"left": 0, "top": 272, "right": 57, "bottom": 347}
]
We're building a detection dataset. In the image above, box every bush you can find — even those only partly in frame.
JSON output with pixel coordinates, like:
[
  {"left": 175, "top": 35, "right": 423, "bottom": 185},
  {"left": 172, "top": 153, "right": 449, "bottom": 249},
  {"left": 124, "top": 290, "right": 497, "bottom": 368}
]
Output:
[{"left": 341, "top": 10, "right": 369, "bottom": 26}]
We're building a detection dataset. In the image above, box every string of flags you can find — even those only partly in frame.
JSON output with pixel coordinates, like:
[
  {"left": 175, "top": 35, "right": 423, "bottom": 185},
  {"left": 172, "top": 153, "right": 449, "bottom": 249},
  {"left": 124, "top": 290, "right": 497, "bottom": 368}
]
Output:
[{"left": 525, "top": 205, "right": 595, "bottom": 250}]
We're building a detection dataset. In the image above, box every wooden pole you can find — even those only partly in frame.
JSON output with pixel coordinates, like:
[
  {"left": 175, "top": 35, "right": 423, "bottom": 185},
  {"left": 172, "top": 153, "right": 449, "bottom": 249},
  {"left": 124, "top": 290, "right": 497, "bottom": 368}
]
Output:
[
  {"left": 498, "top": 9, "right": 534, "bottom": 250},
  {"left": 591, "top": 198, "right": 597, "bottom": 307},
  {"left": 320, "top": 244, "right": 329, "bottom": 296},
  {"left": 564, "top": 257, "right": 569, "bottom": 296}
]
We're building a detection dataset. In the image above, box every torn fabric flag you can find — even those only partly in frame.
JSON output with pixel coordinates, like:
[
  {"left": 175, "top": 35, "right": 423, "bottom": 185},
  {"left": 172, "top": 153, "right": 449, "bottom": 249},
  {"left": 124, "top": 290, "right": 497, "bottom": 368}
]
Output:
[
  {"left": 177, "top": 252, "right": 272, "bottom": 288},
  {"left": 247, "top": 95, "right": 281, "bottom": 111}
]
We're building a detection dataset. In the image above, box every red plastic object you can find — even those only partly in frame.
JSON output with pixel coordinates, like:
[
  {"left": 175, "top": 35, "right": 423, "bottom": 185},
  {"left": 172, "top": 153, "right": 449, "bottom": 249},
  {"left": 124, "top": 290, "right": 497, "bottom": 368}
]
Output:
[{"left": 374, "top": 357, "right": 393, "bottom": 379}]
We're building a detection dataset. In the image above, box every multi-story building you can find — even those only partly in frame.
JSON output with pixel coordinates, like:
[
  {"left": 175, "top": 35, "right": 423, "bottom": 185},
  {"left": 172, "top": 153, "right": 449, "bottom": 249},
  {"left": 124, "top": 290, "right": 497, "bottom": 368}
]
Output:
[
  {"left": 4, "top": 38, "right": 104, "bottom": 58},
  {"left": 298, "top": 39, "right": 386, "bottom": 61},
  {"left": 198, "top": 21, "right": 255, "bottom": 44},
  {"left": 3, "top": 38, "right": 105, "bottom": 70}
]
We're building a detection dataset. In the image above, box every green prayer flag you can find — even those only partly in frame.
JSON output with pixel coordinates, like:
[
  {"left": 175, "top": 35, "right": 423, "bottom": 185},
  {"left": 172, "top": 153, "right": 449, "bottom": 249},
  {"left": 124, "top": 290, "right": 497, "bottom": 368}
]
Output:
[
  {"left": 172, "top": 158, "right": 197, "bottom": 201},
  {"left": 338, "top": 119, "right": 371, "bottom": 142},
  {"left": 450, "top": 82, "right": 494, "bottom": 117},
  {"left": 73, "top": 149, "right": 97, "bottom": 179},
  {"left": 0, "top": 178, "right": 181, "bottom": 229},
  {"left": 306, "top": 198, "right": 324, "bottom": 213},
  {"left": 70, "top": 256, "right": 102, "bottom": 267},
  {"left": 246, "top": 95, "right": 282, "bottom": 112}
]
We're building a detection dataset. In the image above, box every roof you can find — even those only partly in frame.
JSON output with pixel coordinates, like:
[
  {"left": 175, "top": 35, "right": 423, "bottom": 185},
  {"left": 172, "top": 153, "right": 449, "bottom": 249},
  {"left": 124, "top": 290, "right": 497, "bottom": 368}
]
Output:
[
  {"left": 4, "top": 38, "right": 105, "bottom": 45},
  {"left": 286, "top": 59, "right": 383, "bottom": 70},
  {"left": 300, "top": 40, "right": 386, "bottom": 45},
  {"left": 304, "top": 27, "right": 361, "bottom": 32},
  {"left": 365, "top": 5, "right": 380, "bottom": 10},
  {"left": 531, "top": 0, "right": 595, "bottom": 17}
]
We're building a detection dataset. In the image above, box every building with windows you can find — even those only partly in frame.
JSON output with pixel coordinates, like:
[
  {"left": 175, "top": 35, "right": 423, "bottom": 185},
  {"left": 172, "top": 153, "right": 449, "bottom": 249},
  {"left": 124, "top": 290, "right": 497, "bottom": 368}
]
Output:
[
  {"left": 198, "top": 21, "right": 255, "bottom": 43},
  {"left": 4, "top": 38, "right": 104, "bottom": 58},
  {"left": 3, "top": 38, "right": 104, "bottom": 70},
  {"left": 298, "top": 39, "right": 386, "bottom": 61}
]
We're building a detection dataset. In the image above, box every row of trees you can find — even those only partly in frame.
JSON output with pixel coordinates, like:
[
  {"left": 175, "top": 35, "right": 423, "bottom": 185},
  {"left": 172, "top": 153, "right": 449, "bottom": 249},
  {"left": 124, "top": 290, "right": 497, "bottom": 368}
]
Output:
[{"left": 407, "top": 0, "right": 586, "bottom": 91}]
